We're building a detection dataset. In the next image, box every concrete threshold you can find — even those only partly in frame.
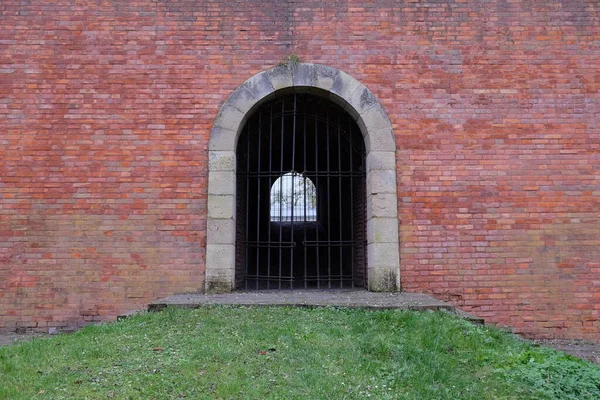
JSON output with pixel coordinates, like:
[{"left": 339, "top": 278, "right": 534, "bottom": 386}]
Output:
[{"left": 147, "top": 290, "right": 482, "bottom": 323}]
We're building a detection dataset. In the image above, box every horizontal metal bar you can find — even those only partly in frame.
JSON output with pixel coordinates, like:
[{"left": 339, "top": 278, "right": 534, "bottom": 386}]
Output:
[
  {"left": 238, "top": 171, "right": 364, "bottom": 178},
  {"left": 303, "top": 240, "right": 366, "bottom": 246},
  {"left": 246, "top": 111, "right": 366, "bottom": 153},
  {"left": 245, "top": 275, "right": 295, "bottom": 281},
  {"left": 242, "top": 241, "right": 296, "bottom": 248},
  {"left": 246, "top": 275, "right": 353, "bottom": 281}
]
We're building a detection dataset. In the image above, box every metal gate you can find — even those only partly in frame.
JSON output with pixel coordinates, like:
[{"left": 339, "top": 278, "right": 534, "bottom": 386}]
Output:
[{"left": 236, "top": 93, "right": 366, "bottom": 290}]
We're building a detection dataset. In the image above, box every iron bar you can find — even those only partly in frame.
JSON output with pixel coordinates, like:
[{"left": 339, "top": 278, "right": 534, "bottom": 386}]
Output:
[
  {"left": 337, "top": 116, "right": 343, "bottom": 288},
  {"left": 303, "top": 241, "right": 364, "bottom": 245},
  {"left": 349, "top": 116, "right": 355, "bottom": 289},
  {"left": 278, "top": 98, "right": 284, "bottom": 290},
  {"left": 255, "top": 110, "right": 262, "bottom": 289},
  {"left": 239, "top": 171, "right": 362, "bottom": 178},
  {"left": 256, "top": 112, "right": 362, "bottom": 153},
  {"left": 243, "top": 241, "right": 296, "bottom": 248},
  {"left": 303, "top": 101, "right": 308, "bottom": 290},
  {"left": 290, "top": 94, "right": 296, "bottom": 289},
  {"left": 245, "top": 275, "right": 295, "bottom": 282},
  {"left": 266, "top": 104, "right": 274, "bottom": 289},
  {"left": 314, "top": 107, "right": 320, "bottom": 289},
  {"left": 244, "top": 122, "right": 251, "bottom": 291},
  {"left": 326, "top": 111, "right": 331, "bottom": 289},
  {"left": 361, "top": 145, "right": 367, "bottom": 288},
  {"left": 239, "top": 93, "right": 366, "bottom": 290}
]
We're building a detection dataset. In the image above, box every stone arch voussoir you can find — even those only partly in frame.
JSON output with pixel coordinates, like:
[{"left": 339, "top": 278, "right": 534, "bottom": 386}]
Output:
[{"left": 206, "top": 63, "right": 399, "bottom": 293}]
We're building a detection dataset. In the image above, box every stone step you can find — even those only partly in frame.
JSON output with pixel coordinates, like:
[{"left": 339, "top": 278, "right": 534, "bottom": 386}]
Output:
[{"left": 146, "top": 290, "right": 483, "bottom": 325}]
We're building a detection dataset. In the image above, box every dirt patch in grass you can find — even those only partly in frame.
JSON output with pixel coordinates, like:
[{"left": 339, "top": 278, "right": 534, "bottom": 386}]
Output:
[
  {"left": 535, "top": 339, "right": 600, "bottom": 364},
  {"left": 0, "top": 332, "right": 50, "bottom": 347}
]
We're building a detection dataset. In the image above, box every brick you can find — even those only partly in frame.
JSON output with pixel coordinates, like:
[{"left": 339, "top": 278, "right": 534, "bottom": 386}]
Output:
[{"left": 0, "top": 0, "right": 598, "bottom": 342}]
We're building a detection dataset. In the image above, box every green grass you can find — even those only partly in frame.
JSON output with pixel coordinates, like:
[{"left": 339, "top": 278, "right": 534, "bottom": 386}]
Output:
[{"left": 1, "top": 307, "right": 598, "bottom": 400}]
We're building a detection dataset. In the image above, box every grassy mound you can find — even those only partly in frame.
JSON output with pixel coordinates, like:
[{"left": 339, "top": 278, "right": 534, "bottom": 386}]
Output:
[{"left": 1, "top": 307, "right": 598, "bottom": 399}]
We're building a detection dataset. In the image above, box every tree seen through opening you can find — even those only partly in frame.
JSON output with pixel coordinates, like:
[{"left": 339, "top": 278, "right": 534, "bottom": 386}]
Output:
[{"left": 270, "top": 172, "right": 317, "bottom": 223}]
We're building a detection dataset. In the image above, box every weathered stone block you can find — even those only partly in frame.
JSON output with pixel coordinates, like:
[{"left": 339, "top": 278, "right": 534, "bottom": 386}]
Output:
[
  {"left": 366, "top": 151, "right": 396, "bottom": 171},
  {"left": 206, "top": 218, "right": 235, "bottom": 244},
  {"left": 367, "top": 242, "right": 401, "bottom": 269},
  {"left": 330, "top": 71, "right": 362, "bottom": 118},
  {"left": 368, "top": 266, "right": 400, "bottom": 292},
  {"left": 368, "top": 193, "right": 399, "bottom": 219},
  {"left": 267, "top": 64, "right": 294, "bottom": 91},
  {"left": 207, "top": 195, "right": 235, "bottom": 219},
  {"left": 209, "top": 150, "right": 235, "bottom": 172},
  {"left": 292, "top": 62, "right": 317, "bottom": 87},
  {"left": 242, "top": 72, "right": 275, "bottom": 105},
  {"left": 213, "top": 105, "right": 245, "bottom": 132},
  {"left": 209, "top": 126, "right": 237, "bottom": 152},
  {"left": 208, "top": 171, "right": 235, "bottom": 196},
  {"left": 366, "top": 128, "right": 396, "bottom": 152},
  {"left": 367, "top": 169, "right": 397, "bottom": 195},
  {"left": 225, "top": 87, "right": 259, "bottom": 115},
  {"left": 367, "top": 217, "right": 400, "bottom": 244},
  {"left": 358, "top": 106, "right": 393, "bottom": 135},
  {"left": 204, "top": 264, "right": 234, "bottom": 293},
  {"left": 205, "top": 244, "right": 235, "bottom": 273},
  {"left": 313, "top": 64, "right": 339, "bottom": 91},
  {"left": 347, "top": 86, "right": 379, "bottom": 116}
]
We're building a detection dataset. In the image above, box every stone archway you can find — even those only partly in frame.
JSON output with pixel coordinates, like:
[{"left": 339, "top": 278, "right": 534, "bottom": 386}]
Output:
[{"left": 206, "top": 63, "right": 399, "bottom": 292}]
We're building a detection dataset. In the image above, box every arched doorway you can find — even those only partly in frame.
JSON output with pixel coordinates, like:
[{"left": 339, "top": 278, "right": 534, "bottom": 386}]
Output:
[
  {"left": 236, "top": 93, "right": 366, "bottom": 289},
  {"left": 206, "top": 63, "right": 400, "bottom": 292}
]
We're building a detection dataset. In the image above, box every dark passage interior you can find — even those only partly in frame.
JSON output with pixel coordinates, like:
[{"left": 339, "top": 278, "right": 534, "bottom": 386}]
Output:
[{"left": 236, "top": 93, "right": 366, "bottom": 290}]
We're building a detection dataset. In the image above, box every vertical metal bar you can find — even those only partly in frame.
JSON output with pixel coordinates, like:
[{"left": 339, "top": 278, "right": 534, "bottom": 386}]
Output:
[
  {"left": 303, "top": 100, "right": 308, "bottom": 289},
  {"left": 314, "top": 107, "right": 320, "bottom": 289},
  {"left": 244, "top": 122, "right": 251, "bottom": 290},
  {"left": 278, "top": 99, "right": 285, "bottom": 290},
  {"left": 267, "top": 104, "right": 273, "bottom": 289},
  {"left": 349, "top": 117, "right": 355, "bottom": 289},
  {"left": 337, "top": 116, "right": 343, "bottom": 288},
  {"left": 360, "top": 129, "right": 366, "bottom": 288},
  {"left": 326, "top": 112, "right": 331, "bottom": 289},
  {"left": 255, "top": 110, "right": 262, "bottom": 290},
  {"left": 290, "top": 94, "right": 297, "bottom": 289}
]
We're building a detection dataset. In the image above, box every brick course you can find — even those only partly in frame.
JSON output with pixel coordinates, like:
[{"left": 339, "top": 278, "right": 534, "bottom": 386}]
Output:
[{"left": 0, "top": 0, "right": 598, "bottom": 340}]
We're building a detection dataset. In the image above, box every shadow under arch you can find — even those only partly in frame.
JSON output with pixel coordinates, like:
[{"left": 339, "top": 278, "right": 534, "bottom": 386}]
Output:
[{"left": 206, "top": 63, "right": 400, "bottom": 293}]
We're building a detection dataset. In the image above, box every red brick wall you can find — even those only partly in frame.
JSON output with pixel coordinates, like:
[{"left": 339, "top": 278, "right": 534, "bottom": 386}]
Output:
[{"left": 1, "top": 1, "right": 598, "bottom": 340}]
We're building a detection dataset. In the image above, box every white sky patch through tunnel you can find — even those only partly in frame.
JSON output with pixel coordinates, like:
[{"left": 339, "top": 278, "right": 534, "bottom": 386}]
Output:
[{"left": 270, "top": 172, "right": 317, "bottom": 222}]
